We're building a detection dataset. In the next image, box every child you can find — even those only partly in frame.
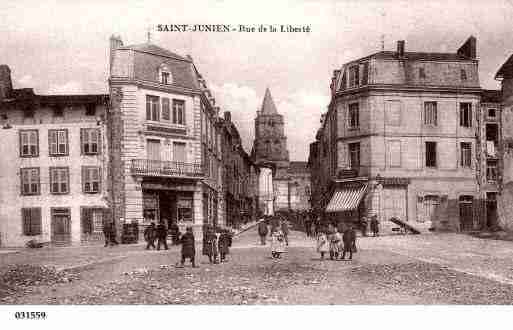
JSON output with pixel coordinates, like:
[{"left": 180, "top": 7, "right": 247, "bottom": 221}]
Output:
[
  {"left": 270, "top": 229, "right": 286, "bottom": 259},
  {"left": 178, "top": 226, "right": 197, "bottom": 268},
  {"left": 316, "top": 230, "right": 329, "bottom": 260},
  {"left": 218, "top": 228, "right": 232, "bottom": 262},
  {"left": 329, "top": 228, "right": 342, "bottom": 260}
]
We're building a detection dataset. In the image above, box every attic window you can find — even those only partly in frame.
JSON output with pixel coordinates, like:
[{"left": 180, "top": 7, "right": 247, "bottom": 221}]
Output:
[
  {"left": 419, "top": 67, "right": 426, "bottom": 79},
  {"left": 159, "top": 64, "right": 172, "bottom": 85},
  {"left": 461, "top": 69, "right": 467, "bottom": 81},
  {"left": 85, "top": 104, "right": 96, "bottom": 116}
]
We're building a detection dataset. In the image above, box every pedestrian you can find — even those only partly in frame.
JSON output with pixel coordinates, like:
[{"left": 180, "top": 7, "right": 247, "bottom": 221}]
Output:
[
  {"left": 218, "top": 228, "right": 232, "bottom": 262},
  {"left": 360, "top": 216, "right": 368, "bottom": 237},
  {"left": 204, "top": 227, "right": 219, "bottom": 264},
  {"left": 370, "top": 214, "right": 379, "bottom": 237},
  {"left": 270, "top": 228, "right": 286, "bottom": 259},
  {"left": 316, "top": 229, "right": 329, "bottom": 260},
  {"left": 178, "top": 226, "right": 197, "bottom": 268},
  {"left": 341, "top": 225, "right": 356, "bottom": 260},
  {"left": 304, "top": 214, "right": 311, "bottom": 237},
  {"left": 258, "top": 219, "right": 269, "bottom": 245},
  {"left": 169, "top": 220, "right": 180, "bottom": 245},
  {"left": 329, "top": 228, "right": 342, "bottom": 260},
  {"left": 156, "top": 221, "right": 169, "bottom": 250},
  {"left": 103, "top": 222, "right": 111, "bottom": 247},
  {"left": 144, "top": 222, "right": 156, "bottom": 250},
  {"left": 281, "top": 218, "right": 289, "bottom": 246}
]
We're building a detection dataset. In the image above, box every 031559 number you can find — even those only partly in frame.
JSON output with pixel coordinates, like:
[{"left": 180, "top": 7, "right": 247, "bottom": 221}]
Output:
[{"left": 14, "top": 311, "right": 47, "bottom": 320}]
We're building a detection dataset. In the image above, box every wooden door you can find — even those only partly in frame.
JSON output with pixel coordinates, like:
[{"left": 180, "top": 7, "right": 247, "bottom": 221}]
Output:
[
  {"left": 51, "top": 209, "right": 71, "bottom": 244},
  {"left": 382, "top": 187, "right": 407, "bottom": 222}
]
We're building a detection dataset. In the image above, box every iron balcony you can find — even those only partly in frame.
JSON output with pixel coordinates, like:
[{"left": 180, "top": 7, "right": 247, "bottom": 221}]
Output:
[{"left": 130, "top": 159, "right": 204, "bottom": 179}]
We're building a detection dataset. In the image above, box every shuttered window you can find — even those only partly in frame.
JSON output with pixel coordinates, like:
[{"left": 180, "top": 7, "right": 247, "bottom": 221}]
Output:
[
  {"left": 172, "top": 99, "right": 185, "bottom": 125},
  {"left": 22, "top": 208, "right": 42, "bottom": 236},
  {"left": 50, "top": 167, "right": 69, "bottom": 194},
  {"left": 81, "top": 128, "right": 100, "bottom": 155},
  {"left": 19, "top": 130, "right": 39, "bottom": 157},
  {"left": 49, "top": 129, "right": 68, "bottom": 156},
  {"left": 460, "top": 103, "right": 472, "bottom": 127},
  {"left": 460, "top": 142, "right": 472, "bottom": 168},
  {"left": 146, "top": 95, "right": 160, "bottom": 121},
  {"left": 423, "top": 102, "right": 437, "bottom": 126},
  {"left": 162, "top": 97, "right": 170, "bottom": 121},
  {"left": 21, "top": 168, "right": 40, "bottom": 195},
  {"left": 82, "top": 166, "right": 101, "bottom": 193}
]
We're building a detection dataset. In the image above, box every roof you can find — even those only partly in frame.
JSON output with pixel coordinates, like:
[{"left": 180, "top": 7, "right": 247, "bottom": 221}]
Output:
[
  {"left": 347, "top": 51, "right": 472, "bottom": 66},
  {"left": 289, "top": 161, "right": 309, "bottom": 173},
  {"left": 495, "top": 54, "right": 513, "bottom": 79},
  {"left": 481, "top": 89, "right": 502, "bottom": 103},
  {"left": 260, "top": 88, "right": 278, "bottom": 115},
  {"left": 0, "top": 90, "right": 108, "bottom": 108},
  {"left": 118, "top": 43, "right": 190, "bottom": 62}
]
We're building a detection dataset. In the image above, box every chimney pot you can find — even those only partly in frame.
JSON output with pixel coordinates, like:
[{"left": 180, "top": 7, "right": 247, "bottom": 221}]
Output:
[{"left": 397, "top": 40, "right": 405, "bottom": 58}]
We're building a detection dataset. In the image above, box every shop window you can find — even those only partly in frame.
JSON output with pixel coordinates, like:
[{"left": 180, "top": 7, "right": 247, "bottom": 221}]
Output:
[{"left": 177, "top": 197, "right": 193, "bottom": 222}]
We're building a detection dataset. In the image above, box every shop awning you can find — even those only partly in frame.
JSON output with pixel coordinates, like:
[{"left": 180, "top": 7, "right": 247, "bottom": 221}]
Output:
[{"left": 325, "top": 184, "right": 368, "bottom": 213}]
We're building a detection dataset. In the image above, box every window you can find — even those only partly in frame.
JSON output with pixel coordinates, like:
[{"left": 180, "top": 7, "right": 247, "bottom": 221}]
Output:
[
  {"left": 460, "top": 103, "right": 472, "bottom": 127},
  {"left": 173, "top": 142, "right": 186, "bottom": 163},
  {"left": 361, "top": 62, "right": 369, "bottom": 85},
  {"left": 161, "top": 71, "right": 170, "bottom": 84},
  {"left": 388, "top": 140, "right": 401, "bottom": 167},
  {"left": 425, "top": 141, "right": 437, "bottom": 167},
  {"left": 53, "top": 105, "right": 64, "bottom": 117},
  {"left": 81, "top": 208, "right": 104, "bottom": 235},
  {"left": 461, "top": 69, "right": 467, "bottom": 81},
  {"left": 424, "top": 102, "right": 437, "bottom": 126},
  {"left": 460, "top": 142, "right": 472, "bottom": 167},
  {"left": 21, "top": 168, "right": 40, "bottom": 195},
  {"left": 421, "top": 195, "right": 439, "bottom": 223},
  {"left": 161, "top": 97, "right": 170, "bottom": 121},
  {"left": 81, "top": 128, "right": 100, "bottom": 155},
  {"left": 49, "top": 129, "right": 68, "bottom": 156},
  {"left": 22, "top": 208, "right": 41, "bottom": 236},
  {"left": 82, "top": 166, "right": 101, "bottom": 193},
  {"left": 348, "top": 142, "right": 360, "bottom": 170},
  {"left": 348, "top": 103, "right": 359, "bottom": 129},
  {"left": 50, "top": 167, "right": 69, "bottom": 194},
  {"left": 419, "top": 67, "right": 426, "bottom": 79},
  {"left": 349, "top": 66, "right": 359, "bottom": 87},
  {"left": 19, "top": 130, "right": 38, "bottom": 157},
  {"left": 488, "top": 108, "right": 497, "bottom": 119},
  {"left": 172, "top": 99, "right": 185, "bottom": 125},
  {"left": 146, "top": 95, "right": 160, "bottom": 121},
  {"left": 85, "top": 104, "right": 96, "bottom": 116},
  {"left": 487, "top": 160, "right": 498, "bottom": 181},
  {"left": 23, "top": 107, "right": 35, "bottom": 118},
  {"left": 385, "top": 101, "right": 402, "bottom": 126},
  {"left": 177, "top": 197, "right": 193, "bottom": 222}
]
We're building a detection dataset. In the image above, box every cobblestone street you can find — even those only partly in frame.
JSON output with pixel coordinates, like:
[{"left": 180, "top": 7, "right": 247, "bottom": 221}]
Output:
[{"left": 2, "top": 229, "right": 513, "bottom": 304}]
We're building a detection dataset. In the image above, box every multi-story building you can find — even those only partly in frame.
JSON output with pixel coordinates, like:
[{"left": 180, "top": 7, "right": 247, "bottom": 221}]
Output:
[
  {"left": 219, "top": 111, "right": 258, "bottom": 227},
  {"left": 310, "top": 37, "right": 486, "bottom": 232},
  {"left": 108, "top": 36, "right": 222, "bottom": 238},
  {"left": 0, "top": 65, "right": 109, "bottom": 247}
]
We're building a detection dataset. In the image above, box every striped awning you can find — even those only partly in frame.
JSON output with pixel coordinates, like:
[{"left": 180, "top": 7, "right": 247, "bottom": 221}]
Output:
[{"left": 325, "top": 184, "right": 368, "bottom": 213}]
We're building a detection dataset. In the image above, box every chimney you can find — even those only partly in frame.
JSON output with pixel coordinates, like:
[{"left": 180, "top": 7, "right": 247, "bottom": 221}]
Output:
[
  {"left": 457, "top": 36, "right": 477, "bottom": 59},
  {"left": 109, "top": 35, "right": 123, "bottom": 74},
  {"left": 224, "top": 111, "right": 231, "bottom": 122},
  {"left": 0, "top": 65, "right": 13, "bottom": 101},
  {"left": 397, "top": 40, "right": 405, "bottom": 58}
]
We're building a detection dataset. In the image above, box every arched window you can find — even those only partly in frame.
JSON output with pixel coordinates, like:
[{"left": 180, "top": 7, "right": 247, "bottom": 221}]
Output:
[{"left": 158, "top": 64, "right": 172, "bottom": 85}]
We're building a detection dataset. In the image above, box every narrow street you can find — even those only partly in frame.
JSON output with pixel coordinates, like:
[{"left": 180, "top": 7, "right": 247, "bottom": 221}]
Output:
[{"left": 2, "top": 228, "right": 513, "bottom": 304}]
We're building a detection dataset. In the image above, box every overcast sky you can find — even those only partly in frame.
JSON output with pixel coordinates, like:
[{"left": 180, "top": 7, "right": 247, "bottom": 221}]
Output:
[{"left": 2, "top": 0, "right": 513, "bottom": 160}]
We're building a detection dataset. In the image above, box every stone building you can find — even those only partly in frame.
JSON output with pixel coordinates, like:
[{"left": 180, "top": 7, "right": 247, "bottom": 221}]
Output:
[
  {"left": 309, "top": 37, "right": 487, "bottom": 233},
  {"left": 218, "top": 111, "right": 259, "bottom": 227},
  {"left": 108, "top": 35, "right": 222, "bottom": 238},
  {"left": 0, "top": 65, "right": 109, "bottom": 247},
  {"left": 252, "top": 88, "right": 311, "bottom": 214}
]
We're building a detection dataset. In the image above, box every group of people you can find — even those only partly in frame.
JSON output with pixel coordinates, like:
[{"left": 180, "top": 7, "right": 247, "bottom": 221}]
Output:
[
  {"left": 316, "top": 224, "right": 357, "bottom": 260},
  {"left": 258, "top": 215, "right": 290, "bottom": 259},
  {"left": 359, "top": 215, "right": 380, "bottom": 237},
  {"left": 143, "top": 220, "right": 181, "bottom": 250},
  {"left": 202, "top": 225, "right": 233, "bottom": 264}
]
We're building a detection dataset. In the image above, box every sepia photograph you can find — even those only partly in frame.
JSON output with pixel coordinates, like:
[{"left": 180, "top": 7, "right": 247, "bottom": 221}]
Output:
[{"left": 1, "top": 0, "right": 513, "bottom": 328}]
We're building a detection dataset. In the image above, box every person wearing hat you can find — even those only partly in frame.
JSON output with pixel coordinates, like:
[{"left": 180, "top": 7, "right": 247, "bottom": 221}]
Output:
[
  {"left": 370, "top": 214, "right": 379, "bottom": 237},
  {"left": 178, "top": 226, "right": 197, "bottom": 268},
  {"left": 360, "top": 216, "right": 368, "bottom": 237},
  {"left": 218, "top": 228, "right": 232, "bottom": 262},
  {"left": 156, "top": 221, "right": 169, "bottom": 250},
  {"left": 144, "top": 222, "right": 157, "bottom": 250},
  {"left": 341, "top": 224, "right": 356, "bottom": 260}
]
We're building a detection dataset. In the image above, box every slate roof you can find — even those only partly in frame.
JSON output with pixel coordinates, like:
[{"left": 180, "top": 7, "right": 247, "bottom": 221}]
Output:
[
  {"left": 260, "top": 88, "right": 279, "bottom": 115},
  {"left": 348, "top": 51, "right": 473, "bottom": 65},
  {"left": 118, "top": 43, "right": 191, "bottom": 62},
  {"left": 495, "top": 54, "right": 513, "bottom": 79},
  {"left": 481, "top": 89, "right": 502, "bottom": 103}
]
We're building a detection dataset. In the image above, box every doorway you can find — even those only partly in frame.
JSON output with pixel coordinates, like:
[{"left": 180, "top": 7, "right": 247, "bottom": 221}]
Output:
[
  {"left": 51, "top": 208, "right": 71, "bottom": 245},
  {"left": 459, "top": 196, "right": 474, "bottom": 231},
  {"left": 486, "top": 192, "right": 498, "bottom": 228}
]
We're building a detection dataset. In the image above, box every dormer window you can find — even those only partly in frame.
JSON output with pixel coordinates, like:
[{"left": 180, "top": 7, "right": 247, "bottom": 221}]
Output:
[
  {"left": 53, "top": 105, "right": 64, "bottom": 117},
  {"left": 419, "top": 67, "right": 426, "bottom": 79},
  {"left": 461, "top": 69, "right": 467, "bottom": 81},
  {"left": 158, "top": 64, "right": 172, "bottom": 85}
]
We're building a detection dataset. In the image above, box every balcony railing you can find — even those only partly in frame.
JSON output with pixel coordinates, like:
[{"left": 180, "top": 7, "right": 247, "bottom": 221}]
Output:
[{"left": 131, "top": 159, "right": 204, "bottom": 178}]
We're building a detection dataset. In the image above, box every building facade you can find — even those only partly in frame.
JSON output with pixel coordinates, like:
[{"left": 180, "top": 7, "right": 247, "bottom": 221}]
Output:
[
  {"left": 310, "top": 37, "right": 489, "bottom": 233},
  {"left": 0, "top": 65, "right": 109, "bottom": 246},
  {"left": 108, "top": 36, "right": 222, "bottom": 239}
]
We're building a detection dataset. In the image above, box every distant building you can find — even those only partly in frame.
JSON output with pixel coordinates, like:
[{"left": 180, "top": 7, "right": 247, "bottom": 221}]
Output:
[
  {"left": 310, "top": 37, "right": 489, "bottom": 233},
  {"left": 0, "top": 65, "right": 109, "bottom": 246},
  {"left": 252, "top": 88, "right": 311, "bottom": 214}
]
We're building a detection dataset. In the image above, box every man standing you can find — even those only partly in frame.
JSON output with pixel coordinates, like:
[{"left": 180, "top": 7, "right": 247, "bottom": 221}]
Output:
[
  {"left": 258, "top": 219, "right": 269, "bottom": 245},
  {"left": 341, "top": 225, "right": 356, "bottom": 260},
  {"left": 360, "top": 216, "right": 368, "bottom": 237},
  {"left": 169, "top": 221, "right": 180, "bottom": 245},
  {"left": 370, "top": 214, "right": 379, "bottom": 237},
  {"left": 178, "top": 226, "right": 197, "bottom": 268},
  {"left": 103, "top": 222, "right": 111, "bottom": 247},
  {"left": 156, "top": 221, "right": 168, "bottom": 250},
  {"left": 144, "top": 222, "right": 156, "bottom": 250}
]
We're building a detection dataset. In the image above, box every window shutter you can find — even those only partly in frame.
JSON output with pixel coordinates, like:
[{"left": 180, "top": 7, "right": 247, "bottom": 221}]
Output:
[
  {"left": 97, "top": 129, "right": 102, "bottom": 155},
  {"left": 49, "top": 131, "right": 57, "bottom": 154},
  {"left": 33, "top": 208, "right": 41, "bottom": 235},
  {"left": 82, "top": 166, "right": 86, "bottom": 192},
  {"left": 80, "top": 129, "right": 85, "bottom": 155},
  {"left": 22, "top": 209, "right": 29, "bottom": 235},
  {"left": 97, "top": 167, "right": 101, "bottom": 192}
]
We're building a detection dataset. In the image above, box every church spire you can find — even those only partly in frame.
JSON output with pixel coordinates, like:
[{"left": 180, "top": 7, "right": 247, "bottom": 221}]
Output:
[{"left": 260, "top": 87, "right": 278, "bottom": 115}]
